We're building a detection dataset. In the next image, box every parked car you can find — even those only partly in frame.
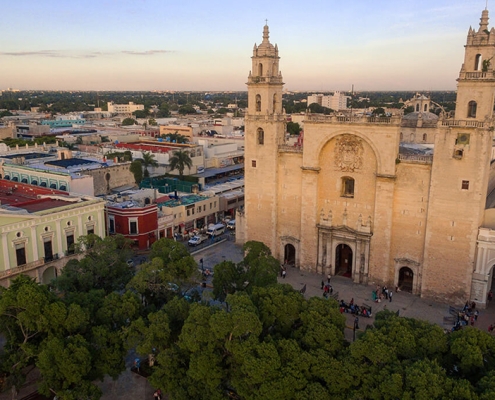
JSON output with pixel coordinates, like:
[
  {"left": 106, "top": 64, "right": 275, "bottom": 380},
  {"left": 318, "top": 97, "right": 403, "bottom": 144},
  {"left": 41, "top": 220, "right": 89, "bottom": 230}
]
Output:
[
  {"left": 188, "top": 234, "right": 208, "bottom": 246},
  {"left": 227, "top": 220, "right": 236, "bottom": 230},
  {"left": 206, "top": 223, "right": 225, "bottom": 237}
]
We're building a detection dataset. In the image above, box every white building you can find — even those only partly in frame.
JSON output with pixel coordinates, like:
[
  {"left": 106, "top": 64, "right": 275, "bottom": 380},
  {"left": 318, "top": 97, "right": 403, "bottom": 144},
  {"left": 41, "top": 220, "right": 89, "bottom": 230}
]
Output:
[
  {"left": 307, "top": 92, "right": 349, "bottom": 111},
  {"left": 107, "top": 102, "right": 144, "bottom": 114}
]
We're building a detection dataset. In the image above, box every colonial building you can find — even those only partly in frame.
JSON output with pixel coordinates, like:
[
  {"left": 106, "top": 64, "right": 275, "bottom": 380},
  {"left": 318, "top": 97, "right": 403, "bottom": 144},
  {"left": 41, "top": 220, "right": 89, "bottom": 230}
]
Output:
[
  {"left": 243, "top": 10, "right": 495, "bottom": 307},
  {"left": 0, "top": 180, "right": 105, "bottom": 287}
]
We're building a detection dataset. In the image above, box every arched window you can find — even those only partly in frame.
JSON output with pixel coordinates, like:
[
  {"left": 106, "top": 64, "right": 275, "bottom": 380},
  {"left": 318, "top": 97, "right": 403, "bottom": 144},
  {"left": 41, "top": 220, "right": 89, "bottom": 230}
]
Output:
[
  {"left": 258, "top": 63, "right": 263, "bottom": 76},
  {"left": 475, "top": 54, "right": 482, "bottom": 71},
  {"left": 273, "top": 94, "right": 277, "bottom": 113},
  {"left": 424, "top": 104, "right": 427, "bottom": 112},
  {"left": 400, "top": 132, "right": 403, "bottom": 141},
  {"left": 256, "top": 94, "right": 261, "bottom": 112},
  {"left": 341, "top": 177, "right": 355, "bottom": 198},
  {"left": 422, "top": 133, "right": 427, "bottom": 142},
  {"left": 415, "top": 104, "right": 419, "bottom": 112},
  {"left": 257, "top": 128, "right": 264, "bottom": 145},
  {"left": 410, "top": 133, "right": 415, "bottom": 142},
  {"left": 468, "top": 101, "right": 477, "bottom": 118}
]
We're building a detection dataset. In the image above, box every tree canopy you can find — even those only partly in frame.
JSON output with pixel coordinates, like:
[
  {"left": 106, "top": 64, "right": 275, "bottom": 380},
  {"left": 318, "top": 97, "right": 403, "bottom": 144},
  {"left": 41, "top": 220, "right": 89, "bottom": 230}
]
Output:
[{"left": 121, "top": 117, "right": 138, "bottom": 126}]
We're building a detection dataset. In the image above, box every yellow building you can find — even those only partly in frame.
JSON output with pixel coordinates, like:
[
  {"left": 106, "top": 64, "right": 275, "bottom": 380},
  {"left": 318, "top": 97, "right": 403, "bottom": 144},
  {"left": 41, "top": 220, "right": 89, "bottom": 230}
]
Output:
[{"left": 243, "top": 10, "right": 495, "bottom": 307}]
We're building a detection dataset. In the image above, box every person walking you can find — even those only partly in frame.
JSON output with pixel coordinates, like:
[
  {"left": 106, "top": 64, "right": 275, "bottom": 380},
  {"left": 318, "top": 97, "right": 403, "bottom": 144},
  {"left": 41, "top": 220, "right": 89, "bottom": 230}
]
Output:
[
  {"left": 327, "top": 274, "right": 331, "bottom": 284},
  {"left": 282, "top": 268, "right": 287, "bottom": 279},
  {"left": 389, "top": 291, "right": 393, "bottom": 302}
]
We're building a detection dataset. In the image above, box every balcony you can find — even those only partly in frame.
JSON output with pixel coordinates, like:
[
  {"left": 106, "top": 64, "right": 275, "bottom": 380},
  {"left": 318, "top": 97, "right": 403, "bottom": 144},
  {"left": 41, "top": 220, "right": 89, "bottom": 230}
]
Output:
[{"left": 459, "top": 71, "right": 495, "bottom": 80}]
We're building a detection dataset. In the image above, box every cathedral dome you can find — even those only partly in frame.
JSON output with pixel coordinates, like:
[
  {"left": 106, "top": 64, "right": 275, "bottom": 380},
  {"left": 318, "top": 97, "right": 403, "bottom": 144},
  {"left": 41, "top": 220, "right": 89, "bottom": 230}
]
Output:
[{"left": 401, "top": 111, "right": 438, "bottom": 127}]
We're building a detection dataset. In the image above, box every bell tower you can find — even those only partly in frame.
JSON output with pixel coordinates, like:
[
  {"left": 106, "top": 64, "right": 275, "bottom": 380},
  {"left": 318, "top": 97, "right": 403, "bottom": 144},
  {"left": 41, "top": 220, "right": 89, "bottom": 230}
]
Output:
[
  {"left": 456, "top": 9, "right": 495, "bottom": 120},
  {"left": 244, "top": 24, "right": 286, "bottom": 251}
]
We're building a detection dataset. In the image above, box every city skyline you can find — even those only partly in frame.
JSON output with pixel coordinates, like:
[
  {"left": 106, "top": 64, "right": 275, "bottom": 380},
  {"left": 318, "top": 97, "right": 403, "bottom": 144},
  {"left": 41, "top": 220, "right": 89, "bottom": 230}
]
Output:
[{"left": 0, "top": 0, "right": 489, "bottom": 92}]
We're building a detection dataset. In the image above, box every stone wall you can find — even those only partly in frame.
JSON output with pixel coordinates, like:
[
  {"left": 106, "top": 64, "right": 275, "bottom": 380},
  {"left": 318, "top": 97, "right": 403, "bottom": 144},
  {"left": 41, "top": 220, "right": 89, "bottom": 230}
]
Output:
[{"left": 81, "top": 163, "right": 136, "bottom": 195}]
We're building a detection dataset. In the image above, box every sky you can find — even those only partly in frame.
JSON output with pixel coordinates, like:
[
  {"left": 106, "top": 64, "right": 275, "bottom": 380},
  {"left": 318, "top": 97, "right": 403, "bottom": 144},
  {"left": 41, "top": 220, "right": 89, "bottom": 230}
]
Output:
[{"left": 0, "top": 0, "right": 491, "bottom": 91}]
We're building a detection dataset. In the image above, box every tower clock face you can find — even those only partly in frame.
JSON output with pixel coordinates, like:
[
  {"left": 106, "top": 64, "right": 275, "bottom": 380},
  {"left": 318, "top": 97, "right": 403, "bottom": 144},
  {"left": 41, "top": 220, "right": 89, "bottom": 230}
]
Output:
[{"left": 460, "top": 134, "right": 468, "bottom": 142}]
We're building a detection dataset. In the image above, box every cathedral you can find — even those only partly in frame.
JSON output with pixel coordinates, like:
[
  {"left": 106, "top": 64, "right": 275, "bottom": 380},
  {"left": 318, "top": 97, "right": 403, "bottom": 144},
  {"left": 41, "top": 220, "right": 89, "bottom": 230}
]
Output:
[{"left": 242, "top": 9, "right": 495, "bottom": 307}]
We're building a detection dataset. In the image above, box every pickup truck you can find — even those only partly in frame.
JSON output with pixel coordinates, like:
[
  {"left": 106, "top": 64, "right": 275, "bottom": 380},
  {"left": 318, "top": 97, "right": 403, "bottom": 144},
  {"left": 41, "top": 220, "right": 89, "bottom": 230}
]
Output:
[{"left": 188, "top": 234, "right": 208, "bottom": 246}]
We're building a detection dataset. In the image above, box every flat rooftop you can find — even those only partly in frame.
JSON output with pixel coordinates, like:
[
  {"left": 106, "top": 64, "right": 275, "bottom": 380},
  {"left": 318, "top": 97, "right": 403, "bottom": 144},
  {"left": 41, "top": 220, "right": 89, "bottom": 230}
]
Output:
[
  {"left": 44, "top": 158, "right": 99, "bottom": 168},
  {"left": 0, "top": 180, "right": 84, "bottom": 214},
  {"left": 159, "top": 194, "right": 208, "bottom": 208},
  {"left": 1, "top": 152, "right": 53, "bottom": 160}
]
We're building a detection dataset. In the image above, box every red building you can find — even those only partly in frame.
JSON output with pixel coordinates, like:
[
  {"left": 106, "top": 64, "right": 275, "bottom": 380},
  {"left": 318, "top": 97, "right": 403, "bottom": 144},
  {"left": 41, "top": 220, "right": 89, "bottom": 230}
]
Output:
[{"left": 106, "top": 201, "right": 158, "bottom": 250}]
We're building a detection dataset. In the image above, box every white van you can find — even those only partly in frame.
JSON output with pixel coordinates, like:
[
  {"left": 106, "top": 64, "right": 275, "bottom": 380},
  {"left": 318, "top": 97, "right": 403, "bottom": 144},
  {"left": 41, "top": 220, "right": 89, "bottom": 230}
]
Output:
[
  {"left": 207, "top": 223, "right": 225, "bottom": 237},
  {"left": 227, "top": 220, "right": 236, "bottom": 230}
]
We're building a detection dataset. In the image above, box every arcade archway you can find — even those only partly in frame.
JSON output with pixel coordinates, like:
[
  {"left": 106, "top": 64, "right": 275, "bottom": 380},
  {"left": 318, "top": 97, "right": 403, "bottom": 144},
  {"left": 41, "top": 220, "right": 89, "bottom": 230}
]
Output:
[
  {"left": 42, "top": 266, "right": 57, "bottom": 285},
  {"left": 398, "top": 267, "right": 414, "bottom": 293},
  {"left": 335, "top": 244, "right": 353, "bottom": 278}
]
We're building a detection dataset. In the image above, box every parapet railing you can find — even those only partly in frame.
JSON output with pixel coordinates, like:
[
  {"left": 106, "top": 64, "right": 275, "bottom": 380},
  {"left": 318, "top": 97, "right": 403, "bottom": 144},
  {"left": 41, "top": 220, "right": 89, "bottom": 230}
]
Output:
[
  {"left": 459, "top": 71, "right": 495, "bottom": 80},
  {"left": 398, "top": 154, "right": 433, "bottom": 164},
  {"left": 441, "top": 120, "right": 485, "bottom": 128},
  {"left": 278, "top": 145, "right": 303, "bottom": 153},
  {"left": 0, "top": 258, "right": 44, "bottom": 279},
  {"left": 305, "top": 115, "right": 400, "bottom": 125}
]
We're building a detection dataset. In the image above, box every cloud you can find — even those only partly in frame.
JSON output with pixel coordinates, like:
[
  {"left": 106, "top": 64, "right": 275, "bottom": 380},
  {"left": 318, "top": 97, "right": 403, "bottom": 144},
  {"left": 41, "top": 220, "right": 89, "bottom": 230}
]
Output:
[
  {"left": 0, "top": 50, "right": 61, "bottom": 57},
  {"left": 0, "top": 49, "right": 173, "bottom": 58},
  {"left": 121, "top": 50, "right": 173, "bottom": 56}
]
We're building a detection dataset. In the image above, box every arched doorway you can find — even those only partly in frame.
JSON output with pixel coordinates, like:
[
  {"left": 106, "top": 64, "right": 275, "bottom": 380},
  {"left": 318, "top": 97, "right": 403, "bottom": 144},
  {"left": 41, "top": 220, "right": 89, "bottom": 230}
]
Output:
[
  {"left": 335, "top": 244, "right": 353, "bottom": 277},
  {"left": 284, "top": 244, "right": 296, "bottom": 267},
  {"left": 398, "top": 267, "right": 414, "bottom": 293}
]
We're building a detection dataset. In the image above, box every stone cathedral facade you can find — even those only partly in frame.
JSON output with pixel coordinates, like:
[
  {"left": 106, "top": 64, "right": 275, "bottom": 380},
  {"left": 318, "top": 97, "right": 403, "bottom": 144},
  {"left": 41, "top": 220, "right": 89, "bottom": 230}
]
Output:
[{"left": 242, "top": 9, "right": 495, "bottom": 307}]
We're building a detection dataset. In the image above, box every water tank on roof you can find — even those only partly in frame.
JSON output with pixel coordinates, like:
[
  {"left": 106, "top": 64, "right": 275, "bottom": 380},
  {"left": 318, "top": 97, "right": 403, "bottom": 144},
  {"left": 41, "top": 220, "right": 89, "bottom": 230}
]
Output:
[{"left": 158, "top": 138, "right": 163, "bottom": 142}]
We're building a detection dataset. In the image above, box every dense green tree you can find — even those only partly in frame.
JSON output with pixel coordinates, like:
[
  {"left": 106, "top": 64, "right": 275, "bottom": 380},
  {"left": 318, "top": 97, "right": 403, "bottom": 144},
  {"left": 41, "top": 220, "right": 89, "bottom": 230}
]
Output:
[
  {"left": 308, "top": 103, "right": 332, "bottom": 114},
  {"left": 287, "top": 121, "right": 301, "bottom": 135},
  {"left": 169, "top": 149, "right": 193, "bottom": 178},
  {"left": 52, "top": 234, "right": 133, "bottom": 295},
  {"left": 130, "top": 159, "right": 143, "bottom": 184},
  {"left": 132, "top": 109, "right": 149, "bottom": 119},
  {"left": 121, "top": 117, "right": 138, "bottom": 126},
  {"left": 178, "top": 104, "right": 197, "bottom": 115},
  {"left": 372, "top": 107, "right": 386, "bottom": 116}
]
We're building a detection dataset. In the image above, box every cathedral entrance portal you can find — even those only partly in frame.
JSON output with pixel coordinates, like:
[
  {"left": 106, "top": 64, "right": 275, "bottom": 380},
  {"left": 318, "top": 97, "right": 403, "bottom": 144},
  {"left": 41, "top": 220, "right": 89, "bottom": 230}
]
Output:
[
  {"left": 398, "top": 267, "right": 414, "bottom": 293},
  {"left": 335, "top": 244, "right": 353, "bottom": 278},
  {"left": 284, "top": 244, "right": 296, "bottom": 267}
]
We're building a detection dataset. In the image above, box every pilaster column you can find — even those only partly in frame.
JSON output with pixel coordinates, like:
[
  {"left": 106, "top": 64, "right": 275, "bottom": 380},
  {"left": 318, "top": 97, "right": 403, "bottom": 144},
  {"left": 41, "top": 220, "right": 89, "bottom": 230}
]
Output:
[
  {"left": 31, "top": 225, "right": 39, "bottom": 261},
  {"left": 299, "top": 166, "right": 320, "bottom": 271},
  {"left": 2, "top": 233, "right": 10, "bottom": 269}
]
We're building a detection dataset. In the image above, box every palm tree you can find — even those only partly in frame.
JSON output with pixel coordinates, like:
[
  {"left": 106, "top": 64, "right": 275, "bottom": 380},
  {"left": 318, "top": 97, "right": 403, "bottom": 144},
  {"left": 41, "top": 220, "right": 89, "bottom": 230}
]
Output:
[
  {"left": 142, "top": 151, "right": 158, "bottom": 178},
  {"left": 169, "top": 150, "right": 193, "bottom": 178}
]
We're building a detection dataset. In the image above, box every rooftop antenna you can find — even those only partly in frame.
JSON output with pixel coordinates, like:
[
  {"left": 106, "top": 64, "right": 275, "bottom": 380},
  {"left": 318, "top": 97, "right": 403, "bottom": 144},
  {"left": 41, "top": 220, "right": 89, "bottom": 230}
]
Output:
[{"left": 487, "top": 0, "right": 489, "bottom": 10}]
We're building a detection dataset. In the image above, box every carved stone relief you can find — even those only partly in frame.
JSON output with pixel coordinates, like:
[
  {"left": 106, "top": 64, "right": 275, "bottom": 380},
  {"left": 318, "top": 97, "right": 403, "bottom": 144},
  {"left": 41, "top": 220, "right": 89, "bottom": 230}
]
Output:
[{"left": 334, "top": 135, "right": 364, "bottom": 172}]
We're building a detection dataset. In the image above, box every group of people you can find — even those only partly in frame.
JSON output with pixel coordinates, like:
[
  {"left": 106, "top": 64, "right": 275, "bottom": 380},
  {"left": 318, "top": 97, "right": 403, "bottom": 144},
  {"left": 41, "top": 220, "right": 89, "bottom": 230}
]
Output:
[
  {"left": 339, "top": 298, "right": 373, "bottom": 317},
  {"left": 321, "top": 274, "right": 333, "bottom": 297},
  {"left": 371, "top": 285, "right": 394, "bottom": 303},
  {"left": 153, "top": 389, "right": 162, "bottom": 400},
  {"left": 451, "top": 301, "right": 479, "bottom": 331}
]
